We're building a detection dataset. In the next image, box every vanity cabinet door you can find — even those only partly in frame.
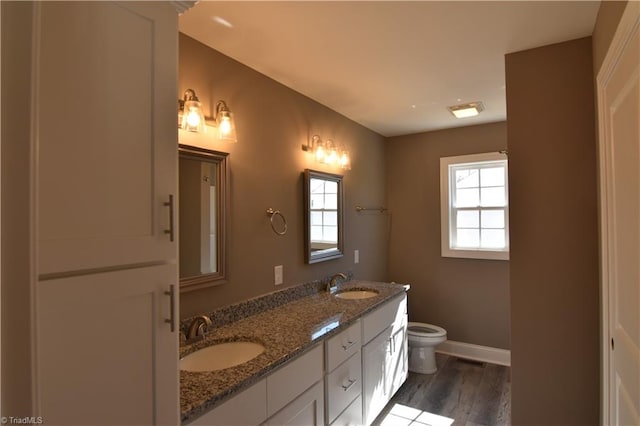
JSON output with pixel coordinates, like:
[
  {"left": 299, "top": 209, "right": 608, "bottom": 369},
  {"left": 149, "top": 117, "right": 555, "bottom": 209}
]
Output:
[
  {"left": 389, "top": 318, "right": 408, "bottom": 396},
  {"left": 36, "top": 264, "right": 179, "bottom": 425},
  {"left": 362, "top": 326, "right": 393, "bottom": 425},
  {"left": 263, "top": 381, "right": 324, "bottom": 426},
  {"left": 361, "top": 293, "right": 408, "bottom": 425},
  {"left": 191, "top": 380, "right": 267, "bottom": 426},
  {"left": 266, "top": 344, "right": 324, "bottom": 417},
  {"left": 36, "top": 1, "right": 178, "bottom": 276}
]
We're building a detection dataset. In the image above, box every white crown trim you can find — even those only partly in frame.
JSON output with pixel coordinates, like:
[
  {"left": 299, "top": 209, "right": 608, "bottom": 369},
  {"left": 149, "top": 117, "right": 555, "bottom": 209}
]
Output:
[{"left": 171, "top": 1, "right": 198, "bottom": 14}]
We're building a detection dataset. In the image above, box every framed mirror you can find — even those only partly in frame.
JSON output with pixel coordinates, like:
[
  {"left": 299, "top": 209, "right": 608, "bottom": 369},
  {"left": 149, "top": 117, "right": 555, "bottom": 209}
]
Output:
[
  {"left": 304, "top": 169, "right": 344, "bottom": 264},
  {"left": 179, "top": 144, "right": 229, "bottom": 291}
]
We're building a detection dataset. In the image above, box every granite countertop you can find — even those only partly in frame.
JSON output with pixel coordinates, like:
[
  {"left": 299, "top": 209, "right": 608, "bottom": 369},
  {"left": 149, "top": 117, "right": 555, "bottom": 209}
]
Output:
[{"left": 180, "top": 279, "right": 409, "bottom": 424}]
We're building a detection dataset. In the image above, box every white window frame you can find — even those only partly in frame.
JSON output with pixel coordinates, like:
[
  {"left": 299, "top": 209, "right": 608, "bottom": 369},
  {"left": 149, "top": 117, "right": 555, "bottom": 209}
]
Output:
[
  {"left": 309, "top": 177, "right": 339, "bottom": 245},
  {"left": 440, "top": 152, "right": 509, "bottom": 261}
]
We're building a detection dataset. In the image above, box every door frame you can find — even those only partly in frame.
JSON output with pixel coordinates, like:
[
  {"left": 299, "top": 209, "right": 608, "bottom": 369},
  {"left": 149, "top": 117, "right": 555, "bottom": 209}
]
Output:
[{"left": 596, "top": 1, "right": 640, "bottom": 423}]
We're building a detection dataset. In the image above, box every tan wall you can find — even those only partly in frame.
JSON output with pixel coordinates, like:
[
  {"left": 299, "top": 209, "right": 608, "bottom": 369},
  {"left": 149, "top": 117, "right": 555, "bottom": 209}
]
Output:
[
  {"left": 178, "top": 34, "right": 388, "bottom": 317},
  {"left": 0, "top": 2, "right": 34, "bottom": 417},
  {"left": 1, "top": 1, "right": 35, "bottom": 416},
  {"left": 506, "top": 37, "right": 599, "bottom": 424},
  {"left": 386, "top": 122, "right": 510, "bottom": 349}
]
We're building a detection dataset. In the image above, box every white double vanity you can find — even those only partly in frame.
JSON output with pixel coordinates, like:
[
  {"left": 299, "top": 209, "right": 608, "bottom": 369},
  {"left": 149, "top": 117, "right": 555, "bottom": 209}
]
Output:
[{"left": 182, "top": 283, "right": 408, "bottom": 426}]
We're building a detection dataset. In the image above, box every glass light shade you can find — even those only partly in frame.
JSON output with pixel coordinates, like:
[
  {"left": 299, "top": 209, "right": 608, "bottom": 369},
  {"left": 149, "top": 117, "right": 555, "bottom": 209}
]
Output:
[
  {"left": 339, "top": 149, "right": 351, "bottom": 170},
  {"left": 322, "top": 140, "right": 338, "bottom": 166},
  {"left": 313, "top": 139, "right": 326, "bottom": 163},
  {"left": 181, "top": 100, "right": 206, "bottom": 133},
  {"left": 216, "top": 111, "right": 237, "bottom": 143},
  {"left": 212, "top": 101, "right": 238, "bottom": 143}
]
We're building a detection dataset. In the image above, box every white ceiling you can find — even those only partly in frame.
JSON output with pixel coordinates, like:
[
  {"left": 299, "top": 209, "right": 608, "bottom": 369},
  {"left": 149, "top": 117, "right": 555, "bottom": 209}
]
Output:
[{"left": 179, "top": 1, "right": 600, "bottom": 137}]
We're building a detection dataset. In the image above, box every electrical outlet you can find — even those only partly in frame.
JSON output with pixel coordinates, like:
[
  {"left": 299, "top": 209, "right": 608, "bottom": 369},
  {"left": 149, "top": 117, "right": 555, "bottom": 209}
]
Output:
[
  {"left": 354, "top": 249, "right": 360, "bottom": 264},
  {"left": 274, "top": 265, "right": 283, "bottom": 285}
]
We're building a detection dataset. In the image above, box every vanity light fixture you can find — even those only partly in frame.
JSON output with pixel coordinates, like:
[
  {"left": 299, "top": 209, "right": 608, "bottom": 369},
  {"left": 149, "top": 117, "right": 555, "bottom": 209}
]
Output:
[
  {"left": 178, "top": 90, "right": 238, "bottom": 142},
  {"left": 302, "top": 134, "right": 351, "bottom": 170},
  {"left": 178, "top": 89, "right": 206, "bottom": 133},
  {"left": 447, "top": 101, "right": 484, "bottom": 119}
]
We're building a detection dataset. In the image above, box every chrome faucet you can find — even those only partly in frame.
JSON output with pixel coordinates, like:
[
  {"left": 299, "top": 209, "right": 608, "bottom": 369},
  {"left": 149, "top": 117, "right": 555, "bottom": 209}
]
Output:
[
  {"left": 187, "top": 315, "right": 213, "bottom": 341},
  {"left": 327, "top": 272, "right": 348, "bottom": 293}
]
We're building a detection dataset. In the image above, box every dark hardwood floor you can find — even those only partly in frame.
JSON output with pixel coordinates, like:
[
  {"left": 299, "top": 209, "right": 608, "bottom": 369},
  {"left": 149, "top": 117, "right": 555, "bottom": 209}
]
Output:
[{"left": 373, "top": 354, "right": 511, "bottom": 426}]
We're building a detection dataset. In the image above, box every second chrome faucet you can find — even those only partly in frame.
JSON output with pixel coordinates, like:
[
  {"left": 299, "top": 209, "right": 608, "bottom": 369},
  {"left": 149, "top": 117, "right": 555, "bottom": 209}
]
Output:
[{"left": 327, "top": 272, "right": 348, "bottom": 293}]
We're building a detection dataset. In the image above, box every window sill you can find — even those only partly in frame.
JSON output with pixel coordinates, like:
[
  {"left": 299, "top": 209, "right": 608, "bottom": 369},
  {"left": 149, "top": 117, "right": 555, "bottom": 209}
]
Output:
[{"left": 441, "top": 247, "right": 509, "bottom": 261}]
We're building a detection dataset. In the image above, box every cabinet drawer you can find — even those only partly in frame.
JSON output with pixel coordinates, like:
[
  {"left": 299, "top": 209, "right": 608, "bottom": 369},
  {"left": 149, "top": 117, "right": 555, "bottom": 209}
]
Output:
[
  {"left": 362, "top": 294, "right": 406, "bottom": 344},
  {"left": 326, "top": 320, "right": 361, "bottom": 372},
  {"left": 330, "top": 394, "right": 362, "bottom": 426},
  {"left": 326, "top": 351, "right": 362, "bottom": 424},
  {"left": 266, "top": 344, "right": 323, "bottom": 417}
]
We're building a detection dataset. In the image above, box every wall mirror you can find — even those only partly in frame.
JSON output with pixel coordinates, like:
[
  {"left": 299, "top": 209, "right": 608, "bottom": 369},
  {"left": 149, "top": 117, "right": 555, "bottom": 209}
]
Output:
[
  {"left": 179, "top": 144, "right": 229, "bottom": 291},
  {"left": 304, "top": 169, "right": 344, "bottom": 264}
]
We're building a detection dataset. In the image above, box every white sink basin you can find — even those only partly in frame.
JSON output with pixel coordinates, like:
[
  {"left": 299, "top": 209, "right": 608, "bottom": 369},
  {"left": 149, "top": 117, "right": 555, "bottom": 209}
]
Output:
[
  {"left": 335, "top": 290, "right": 379, "bottom": 300},
  {"left": 180, "top": 341, "right": 265, "bottom": 372}
]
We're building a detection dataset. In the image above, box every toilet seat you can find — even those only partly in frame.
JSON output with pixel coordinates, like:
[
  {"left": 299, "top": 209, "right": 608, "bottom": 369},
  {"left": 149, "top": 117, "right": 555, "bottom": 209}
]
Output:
[{"left": 407, "top": 322, "right": 446, "bottom": 338}]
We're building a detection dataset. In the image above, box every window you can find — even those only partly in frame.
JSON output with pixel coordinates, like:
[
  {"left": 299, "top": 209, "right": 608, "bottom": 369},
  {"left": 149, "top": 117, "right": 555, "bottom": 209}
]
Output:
[
  {"left": 440, "top": 152, "right": 509, "bottom": 260},
  {"left": 309, "top": 177, "right": 339, "bottom": 247}
]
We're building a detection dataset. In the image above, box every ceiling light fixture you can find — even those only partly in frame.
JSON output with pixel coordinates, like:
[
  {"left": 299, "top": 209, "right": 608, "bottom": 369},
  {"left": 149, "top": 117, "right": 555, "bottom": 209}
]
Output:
[{"left": 447, "top": 101, "right": 484, "bottom": 119}]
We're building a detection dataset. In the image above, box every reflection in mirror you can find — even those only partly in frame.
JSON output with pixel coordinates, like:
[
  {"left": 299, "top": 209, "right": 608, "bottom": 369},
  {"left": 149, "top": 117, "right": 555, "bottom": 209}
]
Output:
[
  {"left": 179, "top": 144, "right": 229, "bottom": 291},
  {"left": 304, "top": 169, "right": 344, "bottom": 264}
]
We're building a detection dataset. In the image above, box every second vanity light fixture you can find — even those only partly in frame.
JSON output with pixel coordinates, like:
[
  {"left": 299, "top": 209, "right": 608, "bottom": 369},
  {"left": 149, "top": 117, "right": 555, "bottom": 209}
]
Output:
[
  {"left": 178, "top": 89, "right": 238, "bottom": 143},
  {"left": 302, "top": 134, "right": 351, "bottom": 170}
]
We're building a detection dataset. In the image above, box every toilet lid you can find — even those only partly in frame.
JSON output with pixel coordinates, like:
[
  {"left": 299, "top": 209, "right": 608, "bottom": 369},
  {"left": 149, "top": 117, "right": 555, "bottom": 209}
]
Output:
[{"left": 407, "top": 322, "right": 446, "bottom": 337}]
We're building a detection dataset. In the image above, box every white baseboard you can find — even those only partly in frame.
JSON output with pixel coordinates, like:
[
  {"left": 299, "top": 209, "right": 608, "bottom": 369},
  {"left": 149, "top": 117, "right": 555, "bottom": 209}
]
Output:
[{"left": 436, "top": 340, "right": 511, "bottom": 367}]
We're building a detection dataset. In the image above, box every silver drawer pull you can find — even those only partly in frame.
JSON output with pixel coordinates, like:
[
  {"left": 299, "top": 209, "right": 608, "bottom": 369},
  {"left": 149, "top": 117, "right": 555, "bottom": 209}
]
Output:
[
  {"left": 341, "top": 378, "right": 357, "bottom": 391},
  {"left": 341, "top": 340, "right": 356, "bottom": 351}
]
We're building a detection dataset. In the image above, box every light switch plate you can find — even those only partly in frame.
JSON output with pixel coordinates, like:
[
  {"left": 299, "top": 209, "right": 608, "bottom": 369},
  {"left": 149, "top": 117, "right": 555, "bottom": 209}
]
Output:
[
  {"left": 274, "top": 265, "right": 283, "bottom": 285},
  {"left": 354, "top": 249, "right": 360, "bottom": 264}
]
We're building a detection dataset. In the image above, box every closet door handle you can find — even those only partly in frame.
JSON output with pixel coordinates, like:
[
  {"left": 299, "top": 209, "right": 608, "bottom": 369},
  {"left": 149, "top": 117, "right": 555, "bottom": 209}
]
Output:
[
  {"left": 164, "top": 285, "right": 176, "bottom": 332},
  {"left": 164, "top": 194, "right": 175, "bottom": 242}
]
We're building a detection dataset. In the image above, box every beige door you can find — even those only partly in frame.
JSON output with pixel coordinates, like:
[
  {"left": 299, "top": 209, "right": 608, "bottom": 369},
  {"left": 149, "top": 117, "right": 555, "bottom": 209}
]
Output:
[{"left": 597, "top": 2, "right": 640, "bottom": 424}]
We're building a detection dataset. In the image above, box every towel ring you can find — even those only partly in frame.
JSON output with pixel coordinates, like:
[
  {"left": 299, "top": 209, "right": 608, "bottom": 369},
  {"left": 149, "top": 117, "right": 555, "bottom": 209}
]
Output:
[{"left": 266, "top": 208, "right": 287, "bottom": 236}]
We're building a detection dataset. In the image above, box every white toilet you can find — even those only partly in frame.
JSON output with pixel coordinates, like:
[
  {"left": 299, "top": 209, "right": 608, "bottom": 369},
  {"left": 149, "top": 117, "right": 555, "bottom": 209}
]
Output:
[{"left": 407, "top": 322, "right": 447, "bottom": 374}]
